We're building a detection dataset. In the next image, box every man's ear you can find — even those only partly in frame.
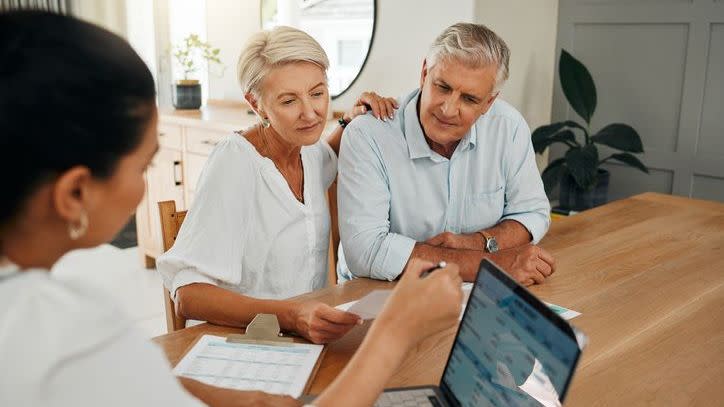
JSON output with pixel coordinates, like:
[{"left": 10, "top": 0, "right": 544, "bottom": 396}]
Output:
[
  {"left": 52, "top": 166, "right": 92, "bottom": 223},
  {"left": 419, "top": 59, "right": 430, "bottom": 89},
  {"left": 481, "top": 91, "right": 500, "bottom": 115}
]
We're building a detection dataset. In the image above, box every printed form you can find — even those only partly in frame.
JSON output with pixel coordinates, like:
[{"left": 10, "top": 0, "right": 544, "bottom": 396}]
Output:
[{"left": 173, "top": 335, "right": 324, "bottom": 397}]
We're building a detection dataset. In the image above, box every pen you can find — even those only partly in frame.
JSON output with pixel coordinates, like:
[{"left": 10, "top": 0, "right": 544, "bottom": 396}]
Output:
[{"left": 420, "top": 261, "right": 447, "bottom": 278}]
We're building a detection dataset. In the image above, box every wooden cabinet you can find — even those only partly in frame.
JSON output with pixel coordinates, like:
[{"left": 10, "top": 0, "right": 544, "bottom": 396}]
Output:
[{"left": 136, "top": 146, "right": 186, "bottom": 265}]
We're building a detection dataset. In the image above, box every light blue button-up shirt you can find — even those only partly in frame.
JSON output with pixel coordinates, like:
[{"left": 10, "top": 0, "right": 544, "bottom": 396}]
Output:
[{"left": 336, "top": 89, "right": 551, "bottom": 282}]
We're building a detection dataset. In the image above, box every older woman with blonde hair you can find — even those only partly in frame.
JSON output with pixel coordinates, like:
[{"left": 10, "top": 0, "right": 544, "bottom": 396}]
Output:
[{"left": 157, "top": 26, "right": 397, "bottom": 343}]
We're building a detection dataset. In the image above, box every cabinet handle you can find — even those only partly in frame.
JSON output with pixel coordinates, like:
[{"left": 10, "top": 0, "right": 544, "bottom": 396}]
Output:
[
  {"left": 201, "top": 139, "right": 219, "bottom": 146},
  {"left": 173, "top": 160, "right": 183, "bottom": 186},
  {"left": 159, "top": 132, "right": 166, "bottom": 137}
]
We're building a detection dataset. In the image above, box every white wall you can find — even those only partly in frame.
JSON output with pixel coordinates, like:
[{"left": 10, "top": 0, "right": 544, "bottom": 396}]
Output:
[
  {"left": 475, "top": 0, "right": 559, "bottom": 169},
  {"left": 330, "top": 0, "right": 475, "bottom": 111},
  {"left": 205, "top": 0, "right": 261, "bottom": 101}
]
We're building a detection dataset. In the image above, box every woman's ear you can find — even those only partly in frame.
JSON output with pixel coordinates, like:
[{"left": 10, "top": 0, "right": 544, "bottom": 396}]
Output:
[
  {"left": 52, "top": 166, "right": 92, "bottom": 223},
  {"left": 245, "top": 92, "right": 262, "bottom": 117}
]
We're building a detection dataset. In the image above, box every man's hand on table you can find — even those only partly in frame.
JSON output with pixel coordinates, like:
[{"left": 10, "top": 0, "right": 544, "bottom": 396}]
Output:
[
  {"left": 490, "top": 244, "right": 556, "bottom": 286},
  {"left": 424, "top": 231, "right": 556, "bottom": 286}
]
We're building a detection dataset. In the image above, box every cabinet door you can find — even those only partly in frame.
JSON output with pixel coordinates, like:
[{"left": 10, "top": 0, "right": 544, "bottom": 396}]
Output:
[
  {"left": 136, "top": 147, "right": 185, "bottom": 259},
  {"left": 183, "top": 152, "right": 210, "bottom": 208}
]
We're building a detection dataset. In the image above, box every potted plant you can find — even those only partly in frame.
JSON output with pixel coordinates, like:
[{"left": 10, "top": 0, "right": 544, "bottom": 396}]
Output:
[
  {"left": 172, "top": 34, "right": 222, "bottom": 110},
  {"left": 533, "top": 49, "right": 649, "bottom": 211}
]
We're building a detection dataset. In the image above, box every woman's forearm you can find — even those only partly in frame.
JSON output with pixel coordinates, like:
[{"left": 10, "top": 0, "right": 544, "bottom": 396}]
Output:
[
  {"left": 175, "top": 283, "right": 296, "bottom": 330},
  {"left": 180, "top": 376, "right": 229, "bottom": 406},
  {"left": 313, "top": 319, "right": 412, "bottom": 407},
  {"left": 179, "top": 377, "right": 301, "bottom": 407}
]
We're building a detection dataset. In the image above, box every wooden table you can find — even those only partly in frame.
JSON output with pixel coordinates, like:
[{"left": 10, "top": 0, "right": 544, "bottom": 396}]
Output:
[{"left": 153, "top": 193, "right": 724, "bottom": 406}]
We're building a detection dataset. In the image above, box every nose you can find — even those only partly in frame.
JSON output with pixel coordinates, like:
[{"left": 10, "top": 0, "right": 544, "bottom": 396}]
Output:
[
  {"left": 300, "top": 97, "right": 317, "bottom": 121},
  {"left": 440, "top": 95, "right": 460, "bottom": 117}
]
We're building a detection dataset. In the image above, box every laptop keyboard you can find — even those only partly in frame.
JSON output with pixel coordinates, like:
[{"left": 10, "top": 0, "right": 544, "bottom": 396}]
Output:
[{"left": 374, "top": 388, "right": 443, "bottom": 407}]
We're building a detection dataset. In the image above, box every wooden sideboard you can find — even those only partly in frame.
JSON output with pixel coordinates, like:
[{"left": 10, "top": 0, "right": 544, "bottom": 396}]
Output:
[{"left": 136, "top": 102, "right": 338, "bottom": 266}]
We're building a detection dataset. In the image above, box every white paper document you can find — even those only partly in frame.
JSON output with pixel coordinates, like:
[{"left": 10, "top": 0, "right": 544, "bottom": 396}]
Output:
[
  {"left": 173, "top": 335, "right": 323, "bottom": 397},
  {"left": 543, "top": 302, "right": 581, "bottom": 320},
  {"left": 336, "top": 284, "right": 474, "bottom": 321},
  {"left": 336, "top": 283, "right": 581, "bottom": 321},
  {"left": 337, "top": 289, "right": 391, "bottom": 319}
]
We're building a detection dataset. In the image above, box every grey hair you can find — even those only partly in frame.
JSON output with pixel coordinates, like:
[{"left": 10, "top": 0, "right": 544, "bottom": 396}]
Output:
[
  {"left": 426, "top": 22, "right": 510, "bottom": 92},
  {"left": 237, "top": 26, "right": 329, "bottom": 99}
]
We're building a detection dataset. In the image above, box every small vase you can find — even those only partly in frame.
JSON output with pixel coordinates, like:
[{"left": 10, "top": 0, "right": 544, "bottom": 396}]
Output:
[
  {"left": 559, "top": 169, "right": 610, "bottom": 211},
  {"left": 173, "top": 79, "right": 202, "bottom": 110}
]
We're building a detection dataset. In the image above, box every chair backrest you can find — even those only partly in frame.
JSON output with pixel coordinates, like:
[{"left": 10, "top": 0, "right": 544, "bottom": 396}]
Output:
[
  {"left": 158, "top": 200, "right": 187, "bottom": 333},
  {"left": 327, "top": 180, "right": 340, "bottom": 286}
]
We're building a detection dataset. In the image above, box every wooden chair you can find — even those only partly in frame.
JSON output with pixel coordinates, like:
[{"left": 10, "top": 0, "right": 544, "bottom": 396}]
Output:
[
  {"left": 158, "top": 200, "right": 188, "bottom": 333},
  {"left": 327, "top": 180, "right": 340, "bottom": 286}
]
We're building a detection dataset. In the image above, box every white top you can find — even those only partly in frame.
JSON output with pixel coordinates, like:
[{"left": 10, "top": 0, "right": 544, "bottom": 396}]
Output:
[
  {"left": 157, "top": 134, "right": 337, "bottom": 301},
  {"left": 0, "top": 262, "right": 204, "bottom": 407}
]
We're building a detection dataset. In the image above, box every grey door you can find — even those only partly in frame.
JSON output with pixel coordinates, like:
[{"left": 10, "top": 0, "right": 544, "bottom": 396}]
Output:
[{"left": 551, "top": 0, "right": 724, "bottom": 202}]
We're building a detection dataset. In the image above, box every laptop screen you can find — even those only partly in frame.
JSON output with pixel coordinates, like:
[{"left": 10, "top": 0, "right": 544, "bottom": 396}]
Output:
[{"left": 440, "top": 260, "right": 581, "bottom": 407}]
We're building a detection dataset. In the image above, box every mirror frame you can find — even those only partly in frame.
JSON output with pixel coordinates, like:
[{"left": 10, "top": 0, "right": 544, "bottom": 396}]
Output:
[{"left": 259, "top": 0, "right": 377, "bottom": 100}]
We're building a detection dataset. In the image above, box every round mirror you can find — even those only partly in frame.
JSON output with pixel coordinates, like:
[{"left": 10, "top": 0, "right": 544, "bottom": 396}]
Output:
[{"left": 261, "top": 0, "right": 376, "bottom": 99}]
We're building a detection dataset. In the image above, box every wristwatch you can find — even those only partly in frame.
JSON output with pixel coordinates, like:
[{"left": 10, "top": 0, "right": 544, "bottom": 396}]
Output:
[{"left": 478, "top": 231, "right": 499, "bottom": 253}]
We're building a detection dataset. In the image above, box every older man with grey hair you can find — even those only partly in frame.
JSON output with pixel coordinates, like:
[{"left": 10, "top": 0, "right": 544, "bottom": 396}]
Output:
[{"left": 336, "top": 22, "right": 555, "bottom": 284}]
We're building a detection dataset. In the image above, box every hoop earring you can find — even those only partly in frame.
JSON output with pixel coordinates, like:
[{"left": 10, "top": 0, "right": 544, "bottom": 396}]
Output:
[{"left": 68, "top": 210, "right": 89, "bottom": 240}]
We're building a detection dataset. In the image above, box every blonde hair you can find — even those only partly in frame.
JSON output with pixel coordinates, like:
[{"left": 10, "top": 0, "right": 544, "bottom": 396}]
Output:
[
  {"left": 237, "top": 26, "right": 329, "bottom": 99},
  {"left": 426, "top": 23, "right": 510, "bottom": 91}
]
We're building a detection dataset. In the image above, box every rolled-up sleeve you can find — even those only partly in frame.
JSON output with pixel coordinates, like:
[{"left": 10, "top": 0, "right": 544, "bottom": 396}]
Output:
[
  {"left": 337, "top": 124, "right": 415, "bottom": 281},
  {"left": 500, "top": 119, "right": 551, "bottom": 243}
]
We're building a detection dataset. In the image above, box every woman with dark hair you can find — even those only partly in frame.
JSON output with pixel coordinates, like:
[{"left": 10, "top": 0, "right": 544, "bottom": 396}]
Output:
[{"left": 0, "top": 11, "right": 462, "bottom": 407}]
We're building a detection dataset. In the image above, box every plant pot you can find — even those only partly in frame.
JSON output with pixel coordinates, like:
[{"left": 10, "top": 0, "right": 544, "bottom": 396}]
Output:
[
  {"left": 559, "top": 169, "right": 610, "bottom": 211},
  {"left": 173, "top": 80, "right": 202, "bottom": 110}
]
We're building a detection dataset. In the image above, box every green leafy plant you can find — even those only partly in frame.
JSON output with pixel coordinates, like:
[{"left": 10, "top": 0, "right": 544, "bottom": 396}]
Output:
[
  {"left": 172, "top": 34, "right": 222, "bottom": 80},
  {"left": 534, "top": 49, "right": 648, "bottom": 194}
]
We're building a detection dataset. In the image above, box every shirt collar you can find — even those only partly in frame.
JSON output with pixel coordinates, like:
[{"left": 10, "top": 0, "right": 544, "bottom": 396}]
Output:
[
  {"left": 402, "top": 89, "right": 478, "bottom": 160},
  {"left": 403, "top": 90, "right": 432, "bottom": 160}
]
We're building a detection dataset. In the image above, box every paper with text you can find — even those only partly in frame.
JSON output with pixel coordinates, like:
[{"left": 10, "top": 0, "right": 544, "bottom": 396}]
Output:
[{"left": 173, "top": 335, "right": 323, "bottom": 397}]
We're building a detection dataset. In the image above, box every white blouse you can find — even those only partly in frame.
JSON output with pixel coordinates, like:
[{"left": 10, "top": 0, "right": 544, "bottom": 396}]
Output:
[
  {"left": 0, "top": 262, "right": 204, "bottom": 407},
  {"left": 157, "top": 134, "right": 337, "bottom": 301}
]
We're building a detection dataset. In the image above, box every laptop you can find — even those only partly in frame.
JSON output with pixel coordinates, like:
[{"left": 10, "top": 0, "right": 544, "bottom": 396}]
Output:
[{"left": 372, "top": 259, "right": 587, "bottom": 407}]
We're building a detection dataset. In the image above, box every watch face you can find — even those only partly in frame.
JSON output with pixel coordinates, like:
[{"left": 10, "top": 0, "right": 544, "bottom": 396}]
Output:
[{"left": 487, "top": 238, "right": 499, "bottom": 253}]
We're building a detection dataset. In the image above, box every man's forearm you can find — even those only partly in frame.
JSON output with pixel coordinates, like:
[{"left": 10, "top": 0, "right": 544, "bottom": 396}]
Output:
[
  {"left": 410, "top": 243, "right": 489, "bottom": 281},
  {"left": 482, "top": 219, "right": 532, "bottom": 250}
]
